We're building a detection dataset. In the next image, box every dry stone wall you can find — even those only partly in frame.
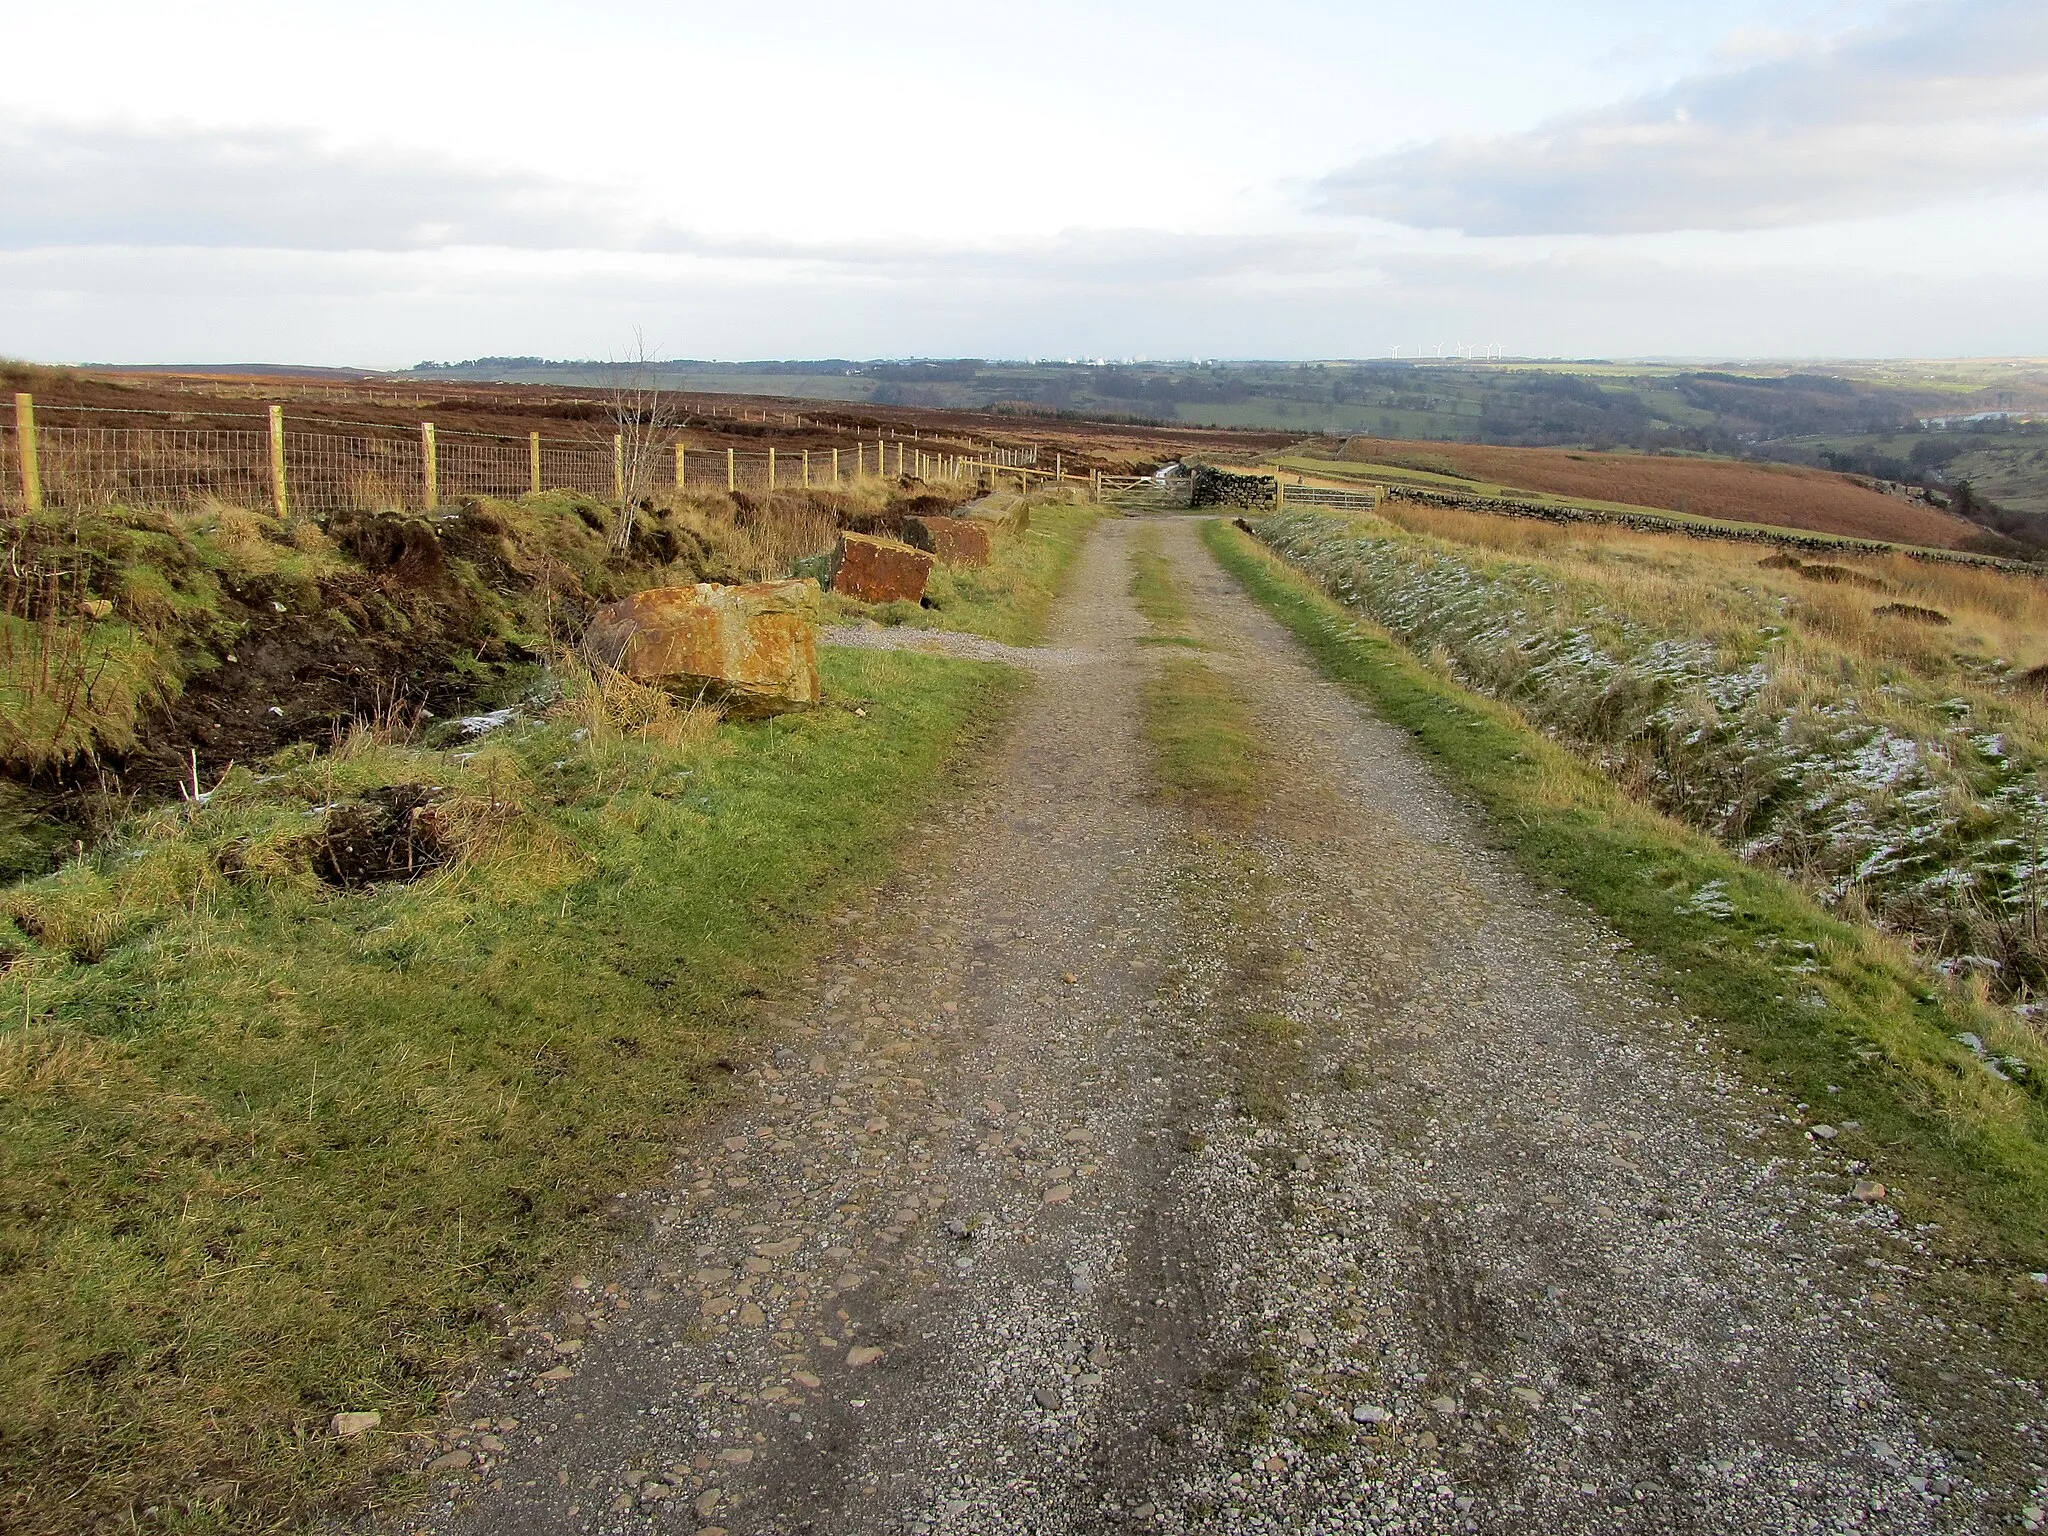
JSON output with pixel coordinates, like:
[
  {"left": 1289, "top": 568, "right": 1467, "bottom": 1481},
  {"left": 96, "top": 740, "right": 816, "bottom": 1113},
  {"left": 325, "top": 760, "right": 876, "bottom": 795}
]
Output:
[{"left": 1192, "top": 467, "right": 1278, "bottom": 510}]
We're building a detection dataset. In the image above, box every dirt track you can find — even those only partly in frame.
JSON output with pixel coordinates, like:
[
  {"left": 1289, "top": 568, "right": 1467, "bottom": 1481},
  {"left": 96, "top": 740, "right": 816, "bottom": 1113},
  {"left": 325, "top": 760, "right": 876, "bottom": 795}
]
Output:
[{"left": 401, "top": 517, "right": 2041, "bottom": 1535}]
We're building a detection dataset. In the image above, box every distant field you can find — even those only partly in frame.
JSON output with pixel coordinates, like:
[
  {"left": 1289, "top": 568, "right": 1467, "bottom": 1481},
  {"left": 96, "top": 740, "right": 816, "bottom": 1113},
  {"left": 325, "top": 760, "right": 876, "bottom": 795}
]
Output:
[
  {"left": 1327, "top": 437, "right": 1987, "bottom": 549},
  {"left": 1760, "top": 428, "right": 2048, "bottom": 520}
]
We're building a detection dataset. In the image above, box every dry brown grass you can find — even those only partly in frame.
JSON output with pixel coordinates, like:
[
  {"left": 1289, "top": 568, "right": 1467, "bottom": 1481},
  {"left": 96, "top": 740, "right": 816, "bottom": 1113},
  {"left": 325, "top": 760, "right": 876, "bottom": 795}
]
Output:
[
  {"left": 1379, "top": 498, "right": 2048, "bottom": 683},
  {"left": 547, "top": 650, "right": 723, "bottom": 751},
  {"left": 1341, "top": 436, "right": 1984, "bottom": 548},
  {"left": 661, "top": 466, "right": 974, "bottom": 582},
  {"left": 678, "top": 493, "right": 840, "bottom": 581}
]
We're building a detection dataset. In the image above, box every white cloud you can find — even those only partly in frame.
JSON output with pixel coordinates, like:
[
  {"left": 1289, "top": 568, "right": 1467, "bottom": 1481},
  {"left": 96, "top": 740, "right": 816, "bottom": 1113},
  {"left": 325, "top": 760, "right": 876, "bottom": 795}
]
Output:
[
  {"left": 2, "top": 2, "right": 2045, "bottom": 362},
  {"left": 0, "top": 113, "right": 1377, "bottom": 294},
  {"left": 1317, "top": 0, "right": 2048, "bottom": 234},
  {"left": 0, "top": 116, "right": 616, "bottom": 252}
]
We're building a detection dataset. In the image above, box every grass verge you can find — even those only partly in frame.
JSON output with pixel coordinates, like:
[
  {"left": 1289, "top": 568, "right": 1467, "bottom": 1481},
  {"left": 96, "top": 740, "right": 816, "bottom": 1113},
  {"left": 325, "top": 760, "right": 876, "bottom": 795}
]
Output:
[
  {"left": 1203, "top": 518, "right": 2048, "bottom": 1288},
  {"left": 0, "top": 648, "right": 1020, "bottom": 1534},
  {"left": 0, "top": 495, "right": 1103, "bottom": 1534}
]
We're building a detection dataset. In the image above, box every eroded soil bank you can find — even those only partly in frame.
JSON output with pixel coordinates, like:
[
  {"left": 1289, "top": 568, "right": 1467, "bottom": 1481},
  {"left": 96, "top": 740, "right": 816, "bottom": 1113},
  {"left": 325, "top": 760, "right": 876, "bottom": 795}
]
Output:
[{"left": 399, "top": 518, "right": 2042, "bottom": 1536}]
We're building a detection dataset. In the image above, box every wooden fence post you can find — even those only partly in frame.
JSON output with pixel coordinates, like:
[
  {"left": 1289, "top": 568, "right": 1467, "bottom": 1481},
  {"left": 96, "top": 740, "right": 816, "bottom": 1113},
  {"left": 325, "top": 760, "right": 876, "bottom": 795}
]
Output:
[
  {"left": 802, "top": 449, "right": 810, "bottom": 489},
  {"left": 726, "top": 447, "right": 736, "bottom": 493},
  {"left": 1274, "top": 472, "right": 1285, "bottom": 511},
  {"left": 1055, "top": 452, "right": 1062, "bottom": 484},
  {"left": 530, "top": 432, "right": 541, "bottom": 495},
  {"left": 833, "top": 447, "right": 840, "bottom": 486},
  {"left": 268, "top": 405, "right": 289, "bottom": 519},
  {"left": 1091, "top": 468, "right": 1100, "bottom": 503},
  {"left": 13, "top": 393, "right": 40, "bottom": 512},
  {"left": 420, "top": 422, "right": 438, "bottom": 510},
  {"left": 768, "top": 446, "right": 777, "bottom": 491},
  {"left": 675, "top": 443, "right": 686, "bottom": 491},
  {"left": 613, "top": 435, "right": 625, "bottom": 502}
]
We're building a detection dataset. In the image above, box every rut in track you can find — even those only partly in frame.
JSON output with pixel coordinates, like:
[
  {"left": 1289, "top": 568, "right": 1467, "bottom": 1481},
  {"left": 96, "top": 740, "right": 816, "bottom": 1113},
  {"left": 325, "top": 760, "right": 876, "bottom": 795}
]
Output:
[{"left": 402, "top": 516, "right": 2037, "bottom": 1536}]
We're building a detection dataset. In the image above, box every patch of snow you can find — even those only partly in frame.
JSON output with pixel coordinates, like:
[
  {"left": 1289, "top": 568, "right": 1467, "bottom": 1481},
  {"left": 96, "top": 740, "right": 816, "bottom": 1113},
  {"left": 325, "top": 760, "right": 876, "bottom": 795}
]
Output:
[{"left": 457, "top": 707, "right": 518, "bottom": 738}]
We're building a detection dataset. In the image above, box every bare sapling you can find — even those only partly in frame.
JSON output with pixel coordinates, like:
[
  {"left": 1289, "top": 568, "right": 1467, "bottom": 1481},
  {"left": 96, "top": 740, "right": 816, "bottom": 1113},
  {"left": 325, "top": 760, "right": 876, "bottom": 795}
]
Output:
[{"left": 604, "top": 332, "right": 680, "bottom": 554}]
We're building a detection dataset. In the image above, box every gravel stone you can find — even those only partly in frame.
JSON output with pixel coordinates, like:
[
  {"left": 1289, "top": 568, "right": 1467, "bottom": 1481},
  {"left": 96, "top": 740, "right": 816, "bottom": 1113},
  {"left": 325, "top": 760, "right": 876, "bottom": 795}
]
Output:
[{"left": 396, "top": 519, "right": 2041, "bottom": 1536}]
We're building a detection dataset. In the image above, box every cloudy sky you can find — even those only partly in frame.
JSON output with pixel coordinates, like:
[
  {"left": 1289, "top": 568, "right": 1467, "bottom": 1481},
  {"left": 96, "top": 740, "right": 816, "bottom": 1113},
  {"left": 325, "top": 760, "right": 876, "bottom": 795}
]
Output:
[{"left": 2, "top": 0, "right": 2044, "bottom": 365}]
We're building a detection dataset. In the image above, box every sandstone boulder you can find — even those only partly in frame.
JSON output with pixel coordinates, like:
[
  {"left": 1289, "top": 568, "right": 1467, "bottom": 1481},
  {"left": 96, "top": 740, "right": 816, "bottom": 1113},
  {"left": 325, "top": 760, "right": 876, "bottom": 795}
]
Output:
[
  {"left": 831, "top": 533, "right": 932, "bottom": 604},
  {"left": 581, "top": 579, "right": 820, "bottom": 715},
  {"left": 901, "top": 515, "right": 992, "bottom": 567}
]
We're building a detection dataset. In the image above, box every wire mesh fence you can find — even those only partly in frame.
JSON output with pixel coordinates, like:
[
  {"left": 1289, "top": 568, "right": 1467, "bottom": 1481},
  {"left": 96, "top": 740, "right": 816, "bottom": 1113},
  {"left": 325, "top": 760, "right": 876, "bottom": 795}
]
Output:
[
  {"left": 536, "top": 440, "right": 614, "bottom": 500},
  {"left": 31, "top": 427, "right": 272, "bottom": 512},
  {"left": 438, "top": 433, "right": 533, "bottom": 503},
  {"left": 285, "top": 432, "right": 425, "bottom": 514},
  {"left": 0, "top": 400, "right": 976, "bottom": 519}
]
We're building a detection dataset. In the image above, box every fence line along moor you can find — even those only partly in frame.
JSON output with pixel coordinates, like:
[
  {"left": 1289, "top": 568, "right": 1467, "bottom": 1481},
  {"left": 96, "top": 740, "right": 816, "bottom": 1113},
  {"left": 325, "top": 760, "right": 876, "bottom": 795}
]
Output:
[{"left": 2, "top": 392, "right": 1049, "bottom": 519}]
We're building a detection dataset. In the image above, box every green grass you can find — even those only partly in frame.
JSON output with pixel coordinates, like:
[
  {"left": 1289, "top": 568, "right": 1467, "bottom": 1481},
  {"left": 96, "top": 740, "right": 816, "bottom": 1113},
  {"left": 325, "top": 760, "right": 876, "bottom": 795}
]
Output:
[
  {"left": 0, "top": 495, "right": 1102, "bottom": 1534},
  {"left": 1235, "top": 1010, "right": 1306, "bottom": 1123},
  {"left": 1203, "top": 517, "right": 2048, "bottom": 1286},
  {"left": 1129, "top": 540, "right": 1190, "bottom": 631},
  {"left": 1144, "top": 658, "right": 1267, "bottom": 819},
  {"left": 0, "top": 649, "right": 1020, "bottom": 1533},
  {"left": 1132, "top": 533, "right": 1265, "bottom": 820}
]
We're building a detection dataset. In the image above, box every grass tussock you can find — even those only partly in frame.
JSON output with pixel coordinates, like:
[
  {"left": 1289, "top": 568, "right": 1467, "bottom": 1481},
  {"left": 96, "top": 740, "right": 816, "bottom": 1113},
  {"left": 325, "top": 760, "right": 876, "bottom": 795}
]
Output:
[{"left": 1205, "top": 517, "right": 2048, "bottom": 1286}]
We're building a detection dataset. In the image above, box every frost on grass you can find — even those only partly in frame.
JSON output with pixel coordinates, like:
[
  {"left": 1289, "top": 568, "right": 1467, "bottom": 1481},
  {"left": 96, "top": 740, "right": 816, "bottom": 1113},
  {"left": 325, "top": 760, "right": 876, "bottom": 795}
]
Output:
[
  {"left": 1262, "top": 511, "right": 2048, "bottom": 997},
  {"left": 1678, "top": 881, "right": 1737, "bottom": 919}
]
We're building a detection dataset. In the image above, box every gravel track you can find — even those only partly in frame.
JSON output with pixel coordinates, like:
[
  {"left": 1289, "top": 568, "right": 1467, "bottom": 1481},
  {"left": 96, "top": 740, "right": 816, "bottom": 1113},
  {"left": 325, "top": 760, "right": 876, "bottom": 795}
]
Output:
[
  {"left": 399, "top": 517, "right": 2043, "bottom": 1536},
  {"left": 819, "top": 626, "right": 1089, "bottom": 669}
]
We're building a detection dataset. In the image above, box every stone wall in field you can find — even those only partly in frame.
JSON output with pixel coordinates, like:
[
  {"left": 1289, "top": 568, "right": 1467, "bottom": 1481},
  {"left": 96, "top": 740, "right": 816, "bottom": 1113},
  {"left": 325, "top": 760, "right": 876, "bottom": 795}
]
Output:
[{"left": 1192, "top": 467, "right": 1277, "bottom": 510}]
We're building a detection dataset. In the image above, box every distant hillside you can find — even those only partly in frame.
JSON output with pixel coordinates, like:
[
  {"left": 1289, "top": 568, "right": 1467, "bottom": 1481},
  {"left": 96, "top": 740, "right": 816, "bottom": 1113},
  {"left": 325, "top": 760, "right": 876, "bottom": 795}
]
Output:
[{"left": 1331, "top": 438, "right": 1990, "bottom": 551}]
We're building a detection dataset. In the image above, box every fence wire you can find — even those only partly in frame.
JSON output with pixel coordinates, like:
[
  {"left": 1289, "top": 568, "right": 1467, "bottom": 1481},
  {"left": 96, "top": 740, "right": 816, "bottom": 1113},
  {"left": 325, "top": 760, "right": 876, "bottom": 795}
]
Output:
[
  {"left": 13, "top": 427, "right": 270, "bottom": 513},
  {"left": 286, "top": 432, "right": 423, "bottom": 514},
  {"left": 439, "top": 435, "right": 534, "bottom": 502},
  {"left": 0, "top": 418, "right": 972, "bottom": 518},
  {"left": 537, "top": 441, "right": 614, "bottom": 499}
]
